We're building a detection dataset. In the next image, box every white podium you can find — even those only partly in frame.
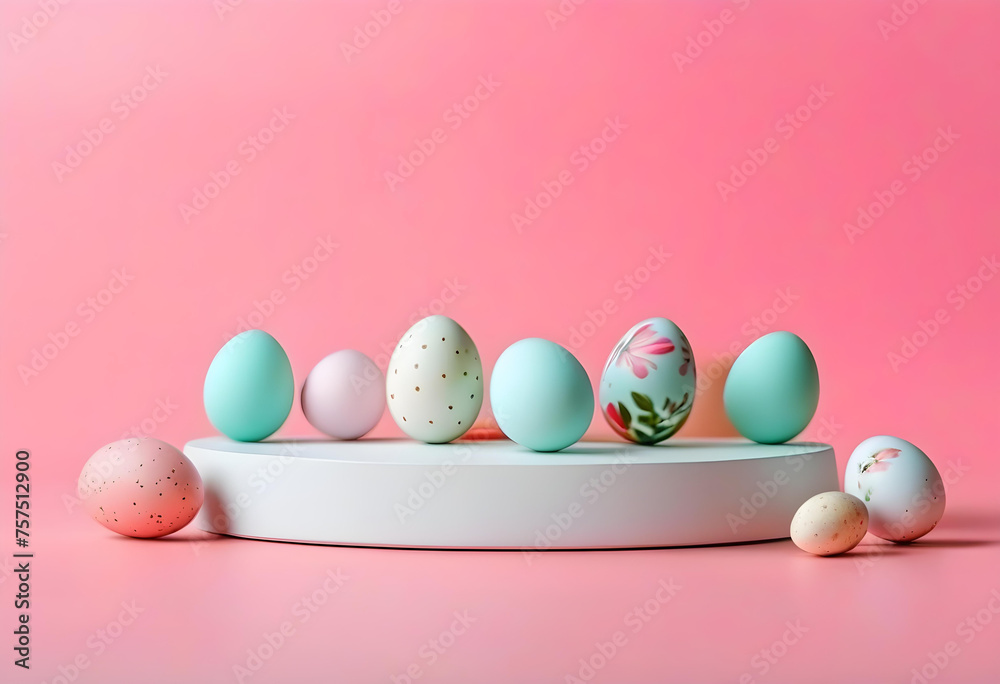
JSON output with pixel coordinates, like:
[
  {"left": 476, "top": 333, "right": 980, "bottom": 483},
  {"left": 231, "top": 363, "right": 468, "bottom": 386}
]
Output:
[{"left": 184, "top": 437, "right": 838, "bottom": 549}]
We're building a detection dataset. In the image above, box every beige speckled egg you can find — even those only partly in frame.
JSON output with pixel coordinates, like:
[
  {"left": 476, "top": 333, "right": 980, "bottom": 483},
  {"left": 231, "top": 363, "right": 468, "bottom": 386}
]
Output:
[
  {"left": 78, "top": 438, "right": 203, "bottom": 538},
  {"left": 790, "top": 492, "right": 869, "bottom": 556}
]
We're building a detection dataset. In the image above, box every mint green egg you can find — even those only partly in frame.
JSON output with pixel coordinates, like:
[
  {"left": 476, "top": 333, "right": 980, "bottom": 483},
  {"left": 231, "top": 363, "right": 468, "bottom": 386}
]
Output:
[
  {"left": 490, "top": 338, "right": 594, "bottom": 452},
  {"left": 723, "top": 331, "right": 819, "bottom": 444},
  {"left": 204, "top": 330, "right": 293, "bottom": 442}
]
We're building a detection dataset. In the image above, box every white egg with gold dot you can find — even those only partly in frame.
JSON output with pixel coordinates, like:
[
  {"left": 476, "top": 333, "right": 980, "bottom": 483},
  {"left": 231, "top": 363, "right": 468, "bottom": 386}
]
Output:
[{"left": 386, "top": 316, "right": 483, "bottom": 443}]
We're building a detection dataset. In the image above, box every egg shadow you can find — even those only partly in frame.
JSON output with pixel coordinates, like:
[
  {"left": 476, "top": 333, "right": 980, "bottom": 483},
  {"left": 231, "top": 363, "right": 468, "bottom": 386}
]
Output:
[
  {"left": 677, "top": 353, "right": 740, "bottom": 438},
  {"left": 935, "top": 508, "right": 1000, "bottom": 532},
  {"left": 902, "top": 539, "right": 999, "bottom": 548}
]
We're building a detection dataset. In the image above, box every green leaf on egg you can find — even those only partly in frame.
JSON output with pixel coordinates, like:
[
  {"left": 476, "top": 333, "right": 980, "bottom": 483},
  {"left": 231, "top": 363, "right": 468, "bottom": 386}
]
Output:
[
  {"left": 638, "top": 412, "right": 658, "bottom": 427},
  {"left": 631, "top": 392, "right": 654, "bottom": 412},
  {"left": 618, "top": 402, "right": 632, "bottom": 427}
]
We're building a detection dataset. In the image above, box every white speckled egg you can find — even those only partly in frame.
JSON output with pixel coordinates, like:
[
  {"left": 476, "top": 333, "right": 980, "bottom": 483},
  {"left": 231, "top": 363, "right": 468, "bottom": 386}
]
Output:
[
  {"left": 790, "top": 492, "right": 869, "bottom": 556},
  {"left": 78, "top": 438, "right": 203, "bottom": 538},
  {"left": 600, "top": 317, "right": 695, "bottom": 444},
  {"left": 844, "top": 435, "right": 945, "bottom": 542},
  {"left": 386, "top": 316, "right": 483, "bottom": 443}
]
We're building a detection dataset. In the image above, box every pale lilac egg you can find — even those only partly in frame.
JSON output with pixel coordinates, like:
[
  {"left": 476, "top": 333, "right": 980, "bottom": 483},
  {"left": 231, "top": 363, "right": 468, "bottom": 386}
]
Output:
[
  {"left": 78, "top": 438, "right": 203, "bottom": 538},
  {"left": 301, "top": 350, "right": 385, "bottom": 439}
]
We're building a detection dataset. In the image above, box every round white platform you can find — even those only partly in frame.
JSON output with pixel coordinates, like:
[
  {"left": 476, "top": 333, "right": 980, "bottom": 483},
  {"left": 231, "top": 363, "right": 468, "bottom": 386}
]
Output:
[{"left": 183, "top": 437, "right": 838, "bottom": 549}]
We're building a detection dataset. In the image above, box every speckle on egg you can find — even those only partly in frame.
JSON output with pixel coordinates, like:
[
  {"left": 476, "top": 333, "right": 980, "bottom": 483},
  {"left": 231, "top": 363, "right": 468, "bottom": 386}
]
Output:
[
  {"left": 844, "top": 435, "right": 946, "bottom": 543},
  {"left": 78, "top": 438, "right": 203, "bottom": 539},
  {"left": 385, "top": 315, "right": 484, "bottom": 443},
  {"left": 790, "top": 492, "right": 868, "bottom": 556}
]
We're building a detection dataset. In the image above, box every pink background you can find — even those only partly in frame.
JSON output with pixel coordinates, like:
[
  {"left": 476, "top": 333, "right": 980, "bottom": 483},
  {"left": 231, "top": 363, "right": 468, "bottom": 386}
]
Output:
[{"left": 2, "top": 1, "right": 999, "bottom": 682}]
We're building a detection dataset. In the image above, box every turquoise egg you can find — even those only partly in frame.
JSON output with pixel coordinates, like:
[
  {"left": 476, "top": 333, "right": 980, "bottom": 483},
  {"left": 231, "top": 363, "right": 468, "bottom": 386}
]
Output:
[
  {"left": 204, "top": 330, "right": 294, "bottom": 442},
  {"left": 490, "top": 338, "right": 594, "bottom": 452},
  {"left": 723, "top": 331, "right": 819, "bottom": 444}
]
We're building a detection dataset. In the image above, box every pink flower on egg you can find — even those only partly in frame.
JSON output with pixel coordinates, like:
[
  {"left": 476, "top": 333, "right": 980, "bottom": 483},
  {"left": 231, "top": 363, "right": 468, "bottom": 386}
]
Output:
[
  {"left": 605, "top": 402, "right": 629, "bottom": 436},
  {"left": 611, "top": 324, "right": 675, "bottom": 379},
  {"left": 860, "top": 448, "right": 901, "bottom": 474},
  {"left": 678, "top": 342, "right": 692, "bottom": 376}
]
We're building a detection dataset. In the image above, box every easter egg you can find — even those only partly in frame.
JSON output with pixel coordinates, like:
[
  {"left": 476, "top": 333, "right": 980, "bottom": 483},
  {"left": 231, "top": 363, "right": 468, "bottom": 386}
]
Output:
[
  {"left": 490, "top": 338, "right": 594, "bottom": 452},
  {"left": 844, "top": 436, "right": 945, "bottom": 542},
  {"left": 790, "top": 491, "right": 869, "bottom": 556},
  {"left": 386, "top": 316, "right": 483, "bottom": 443},
  {"left": 723, "top": 331, "right": 819, "bottom": 444},
  {"left": 599, "top": 317, "right": 695, "bottom": 444},
  {"left": 301, "top": 350, "right": 385, "bottom": 439},
  {"left": 78, "top": 438, "right": 203, "bottom": 538},
  {"left": 204, "top": 330, "right": 294, "bottom": 442}
]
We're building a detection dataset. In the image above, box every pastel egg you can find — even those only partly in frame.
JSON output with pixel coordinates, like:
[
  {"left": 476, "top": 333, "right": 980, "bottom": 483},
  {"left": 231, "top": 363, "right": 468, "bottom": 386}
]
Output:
[
  {"left": 600, "top": 317, "right": 695, "bottom": 444},
  {"left": 78, "top": 438, "right": 203, "bottom": 538},
  {"left": 724, "top": 331, "right": 819, "bottom": 444},
  {"left": 204, "top": 330, "right": 293, "bottom": 442},
  {"left": 386, "top": 316, "right": 483, "bottom": 443},
  {"left": 490, "top": 338, "right": 594, "bottom": 452},
  {"left": 790, "top": 492, "right": 869, "bottom": 556},
  {"left": 844, "top": 435, "right": 945, "bottom": 542},
  {"left": 301, "top": 350, "right": 385, "bottom": 439}
]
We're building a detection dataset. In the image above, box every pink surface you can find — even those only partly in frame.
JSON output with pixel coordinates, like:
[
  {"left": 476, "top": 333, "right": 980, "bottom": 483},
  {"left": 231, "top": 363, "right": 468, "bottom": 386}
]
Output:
[{"left": 1, "top": 0, "right": 998, "bottom": 682}]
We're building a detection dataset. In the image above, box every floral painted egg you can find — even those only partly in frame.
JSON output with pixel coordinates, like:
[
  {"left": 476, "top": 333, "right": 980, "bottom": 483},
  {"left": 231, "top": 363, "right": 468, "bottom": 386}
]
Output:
[
  {"left": 844, "top": 435, "right": 945, "bottom": 543},
  {"left": 600, "top": 318, "right": 695, "bottom": 444}
]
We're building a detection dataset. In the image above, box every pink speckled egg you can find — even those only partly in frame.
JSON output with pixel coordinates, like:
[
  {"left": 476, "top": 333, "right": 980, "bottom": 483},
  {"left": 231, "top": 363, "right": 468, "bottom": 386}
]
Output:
[
  {"left": 301, "top": 350, "right": 385, "bottom": 439},
  {"left": 78, "top": 438, "right": 203, "bottom": 538}
]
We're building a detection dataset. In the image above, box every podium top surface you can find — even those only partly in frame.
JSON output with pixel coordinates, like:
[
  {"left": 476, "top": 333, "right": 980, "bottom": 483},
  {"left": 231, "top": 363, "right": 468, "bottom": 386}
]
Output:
[{"left": 183, "top": 436, "right": 833, "bottom": 466}]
